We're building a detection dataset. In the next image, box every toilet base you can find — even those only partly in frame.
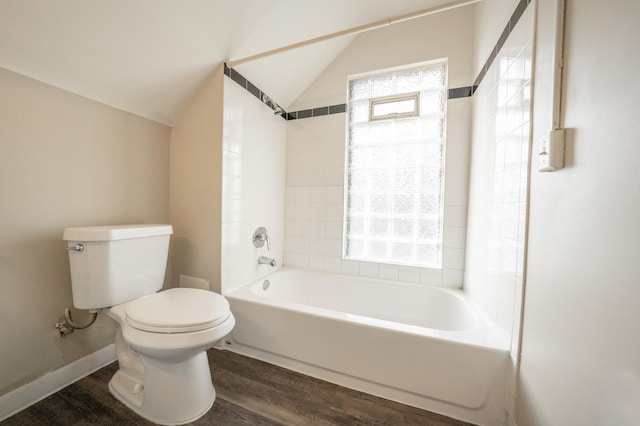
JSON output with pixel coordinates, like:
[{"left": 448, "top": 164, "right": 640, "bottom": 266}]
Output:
[{"left": 109, "top": 351, "right": 215, "bottom": 425}]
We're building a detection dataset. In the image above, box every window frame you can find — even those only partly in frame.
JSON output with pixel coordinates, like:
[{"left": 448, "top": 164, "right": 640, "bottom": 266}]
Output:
[
  {"left": 369, "top": 92, "right": 420, "bottom": 121},
  {"left": 343, "top": 60, "right": 448, "bottom": 269}
]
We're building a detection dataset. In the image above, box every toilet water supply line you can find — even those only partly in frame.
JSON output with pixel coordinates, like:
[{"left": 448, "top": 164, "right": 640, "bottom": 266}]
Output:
[{"left": 56, "top": 308, "right": 98, "bottom": 336}]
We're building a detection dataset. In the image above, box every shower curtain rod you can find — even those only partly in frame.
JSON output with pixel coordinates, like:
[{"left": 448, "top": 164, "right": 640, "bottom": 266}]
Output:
[{"left": 226, "top": 0, "right": 481, "bottom": 67}]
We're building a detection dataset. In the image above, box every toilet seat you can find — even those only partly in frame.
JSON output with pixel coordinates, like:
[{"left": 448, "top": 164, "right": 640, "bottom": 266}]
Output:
[{"left": 125, "top": 288, "right": 230, "bottom": 333}]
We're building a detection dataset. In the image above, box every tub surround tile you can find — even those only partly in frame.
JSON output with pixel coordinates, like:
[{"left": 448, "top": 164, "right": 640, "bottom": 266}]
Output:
[
  {"left": 448, "top": 86, "right": 474, "bottom": 99},
  {"left": 294, "top": 203, "right": 310, "bottom": 220},
  {"left": 398, "top": 266, "right": 421, "bottom": 284},
  {"left": 285, "top": 185, "right": 467, "bottom": 288},
  {"left": 284, "top": 219, "right": 295, "bottom": 236},
  {"left": 444, "top": 205, "right": 468, "bottom": 227},
  {"left": 309, "top": 255, "right": 325, "bottom": 271},
  {"left": 285, "top": 186, "right": 295, "bottom": 203},
  {"left": 312, "top": 106, "right": 329, "bottom": 117},
  {"left": 341, "top": 259, "right": 360, "bottom": 276},
  {"left": 295, "top": 109, "right": 311, "bottom": 119},
  {"left": 378, "top": 263, "right": 399, "bottom": 281},
  {"left": 293, "top": 220, "right": 310, "bottom": 237},
  {"left": 326, "top": 185, "right": 344, "bottom": 203},
  {"left": 308, "top": 238, "right": 325, "bottom": 255},
  {"left": 329, "top": 103, "right": 347, "bottom": 114},
  {"left": 359, "top": 261, "right": 379, "bottom": 279},
  {"left": 308, "top": 221, "right": 326, "bottom": 238},
  {"left": 294, "top": 237, "right": 310, "bottom": 253},
  {"left": 229, "top": 67, "right": 247, "bottom": 89},
  {"left": 246, "top": 80, "right": 261, "bottom": 100},
  {"left": 420, "top": 268, "right": 443, "bottom": 286},
  {"left": 325, "top": 221, "right": 343, "bottom": 239},
  {"left": 442, "top": 268, "right": 464, "bottom": 288},
  {"left": 294, "top": 253, "right": 309, "bottom": 268},
  {"left": 294, "top": 186, "right": 311, "bottom": 203},
  {"left": 325, "top": 203, "right": 344, "bottom": 221},
  {"left": 309, "top": 204, "right": 327, "bottom": 221},
  {"left": 324, "top": 238, "right": 342, "bottom": 257},
  {"left": 283, "top": 251, "right": 294, "bottom": 267},
  {"left": 284, "top": 202, "right": 295, "bottom": 219},
  {"left": 324, "top": 256, "right": 342, "bottom": 273},
  {"left": 443, "top": 247, "right": 466, "bottom": 270},
  {"left": 309, "top": 186, "right": 327, "bottom": 203},
  {"left": 444, "top": 226, "right": 467, "bottom": 249}
]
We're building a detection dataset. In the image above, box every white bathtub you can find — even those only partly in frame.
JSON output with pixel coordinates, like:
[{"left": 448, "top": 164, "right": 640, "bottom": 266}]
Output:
[{"left": 226, "top": 268, "right": 509, "bottom": 425}]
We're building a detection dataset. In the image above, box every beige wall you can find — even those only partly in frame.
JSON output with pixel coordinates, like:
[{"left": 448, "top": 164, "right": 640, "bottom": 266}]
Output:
[
  {"left": 0, "top": 67, "right": 170, "bottom": 396},
  {"left": 169, "top": 65, "right": 225, "bottom": 293},
  {"left": 517, "top": 0, "right": 640, "bottom": 424}
]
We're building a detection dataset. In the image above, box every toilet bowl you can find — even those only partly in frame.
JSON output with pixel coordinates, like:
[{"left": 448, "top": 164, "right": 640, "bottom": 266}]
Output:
[
  {"left": 63, "top": 224, "right": 236, "bottom": 425},
  {"left": 106, "top": 288, "right": 235, "bottom": 425}
]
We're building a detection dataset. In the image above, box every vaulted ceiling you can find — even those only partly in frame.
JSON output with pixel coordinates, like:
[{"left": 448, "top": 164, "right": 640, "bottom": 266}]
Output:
[{"left": 0, "top": 0, "right": 467, "bottom": 125}]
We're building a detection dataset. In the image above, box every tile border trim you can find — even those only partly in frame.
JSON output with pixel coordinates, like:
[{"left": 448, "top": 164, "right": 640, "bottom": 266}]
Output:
[
  {"left": 224, "top": 0, "right": 530, "bottom": 120},
  {"left": 224, "top": 64, "right": 477, "bottom": 121},
  {"left": 472, "top": 0, "right": 531, "bottom": 93},
  {"left": 224, "top": 63, "right": 288, "bottom": 118}
]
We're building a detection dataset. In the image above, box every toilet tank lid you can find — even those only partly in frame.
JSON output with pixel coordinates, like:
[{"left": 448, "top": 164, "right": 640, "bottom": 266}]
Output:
[{"left": 63, "top": 224, "right": 173, "bottom": 241}]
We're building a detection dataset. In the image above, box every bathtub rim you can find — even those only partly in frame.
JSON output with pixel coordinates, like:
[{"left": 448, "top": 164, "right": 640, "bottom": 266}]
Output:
[{"left": 227, "top": 267, "right": 510, "bottom": 352}]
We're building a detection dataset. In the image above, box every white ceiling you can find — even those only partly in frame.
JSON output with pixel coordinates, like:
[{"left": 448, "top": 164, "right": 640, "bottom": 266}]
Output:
[{"left": 0, "top": 0, "right": 464, "bottom": 126}]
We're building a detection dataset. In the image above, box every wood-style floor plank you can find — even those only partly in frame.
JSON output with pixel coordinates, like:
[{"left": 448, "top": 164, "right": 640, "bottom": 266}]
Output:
[{"left": 2, "top": 349, "right": 474, "bottom": 426}]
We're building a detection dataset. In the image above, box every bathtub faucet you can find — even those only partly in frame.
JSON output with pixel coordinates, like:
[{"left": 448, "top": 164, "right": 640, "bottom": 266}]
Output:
[
  {"left": 253, "top": 227, "right": 271, "bottom": 251},
  {"left": 258, "top": 256, "right": 277, "bottom": 267}
]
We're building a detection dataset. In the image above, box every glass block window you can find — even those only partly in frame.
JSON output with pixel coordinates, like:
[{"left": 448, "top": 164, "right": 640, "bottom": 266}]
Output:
[{"left": 344, "top": 62, "right": 447, "bottom": 268}]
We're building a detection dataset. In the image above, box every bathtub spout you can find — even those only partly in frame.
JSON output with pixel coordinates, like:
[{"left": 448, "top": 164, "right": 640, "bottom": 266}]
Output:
[{"left": 258, "top": 256, "right": 276, "bottom": 267}]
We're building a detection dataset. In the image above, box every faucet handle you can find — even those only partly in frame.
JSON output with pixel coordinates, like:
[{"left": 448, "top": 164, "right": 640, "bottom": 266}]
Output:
[{"left": 253, "top": 227, "right": 271, "bottom": 251}]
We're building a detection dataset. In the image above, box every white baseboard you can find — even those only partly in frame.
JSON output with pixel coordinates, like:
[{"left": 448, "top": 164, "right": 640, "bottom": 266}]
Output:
[{"left": 0, "top": 344, "right": 116, "bottom": 421}]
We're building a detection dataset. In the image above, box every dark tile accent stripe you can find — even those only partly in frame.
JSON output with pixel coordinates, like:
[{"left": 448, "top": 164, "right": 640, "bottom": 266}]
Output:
[
  {"left": 329, "top": 103, "right": 346, "bottom": 114},
  {"left": 225, "top": 0, "right": 530, "bottom": 119},
  {"left": 247, "top": 80, "right": 261, "bottom": 99},
  {"left": 287, "top": 103, "right": 346, "bottom": 120},
  {"left": 224, "top": 63, "right": 287, "bottom": 118},
  {"left": 229, "top": 68, "right": 247, "bottom": 89},
  {"left": 312, "top": 107, "right": 329, "bottom": 117},
  {"left": 473, "top": 0, "right": 530, "bottom": 92},
  {"left": 297, "top": 109, "right": 312, "bottom": 119},
  {"left": 448, "top": 86, "right": 473, "bottom": 99}
]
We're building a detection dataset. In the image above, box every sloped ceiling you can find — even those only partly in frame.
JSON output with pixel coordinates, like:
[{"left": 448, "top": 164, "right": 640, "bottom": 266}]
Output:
[{"left": 0, "top": 0, "right": 466, "bottom": 125}]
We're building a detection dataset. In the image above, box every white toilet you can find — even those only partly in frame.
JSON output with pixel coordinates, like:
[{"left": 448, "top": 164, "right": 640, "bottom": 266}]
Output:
[{"left": 63, "top": 224, "right": 235, "bottom": 425}]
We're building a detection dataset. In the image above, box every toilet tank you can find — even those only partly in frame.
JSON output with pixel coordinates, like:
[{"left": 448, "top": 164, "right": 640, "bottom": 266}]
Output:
[{"left": 63, "top": 224, "right": 173, "bottom": 309}]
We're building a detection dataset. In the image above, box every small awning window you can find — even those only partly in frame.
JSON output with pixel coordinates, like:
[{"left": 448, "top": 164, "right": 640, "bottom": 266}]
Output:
[{"left": 369, "top": 92, "right": 419, "bottom": 121}]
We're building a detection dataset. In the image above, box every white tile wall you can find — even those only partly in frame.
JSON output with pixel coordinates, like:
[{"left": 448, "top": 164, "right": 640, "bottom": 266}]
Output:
[
  {"left": 221, "top": 79, "right": 287, "bottom": 295},
  {"left": 280, "top": 5, "right": 475, "bottom": 288},
  {"left": 283, "top": 101, "right": 471, "bottom": 288},
  {"left": 465, "top": 6, "right": 534, "bottom": 350}
]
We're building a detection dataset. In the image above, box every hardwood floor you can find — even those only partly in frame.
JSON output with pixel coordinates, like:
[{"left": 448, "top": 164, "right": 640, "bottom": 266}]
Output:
[{"left": 3, "top": 349, "right": 475, "bottom": 425}]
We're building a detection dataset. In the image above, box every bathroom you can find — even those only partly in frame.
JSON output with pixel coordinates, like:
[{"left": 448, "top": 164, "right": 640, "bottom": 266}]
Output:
[{"left": 1, "top": 0, "right": 639, "bottom": 425}]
